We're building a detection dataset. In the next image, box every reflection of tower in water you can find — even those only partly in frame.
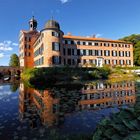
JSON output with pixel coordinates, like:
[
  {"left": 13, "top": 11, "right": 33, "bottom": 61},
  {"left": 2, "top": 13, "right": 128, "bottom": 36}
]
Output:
[
  {"left": 19, "top": 83, "right": 42, "bottom": 128},
  {"left": 19, "top": 81, "right": 136, "bottom": 128},
  {"left": 19, "top": 83, "right": 60, "bottom": 128}
]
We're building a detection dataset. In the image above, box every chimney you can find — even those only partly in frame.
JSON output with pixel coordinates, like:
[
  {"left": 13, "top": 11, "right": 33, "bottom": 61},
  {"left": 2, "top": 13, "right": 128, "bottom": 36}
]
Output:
[{"left": 67, "top": 32, "right": 72, "bottom": 36}]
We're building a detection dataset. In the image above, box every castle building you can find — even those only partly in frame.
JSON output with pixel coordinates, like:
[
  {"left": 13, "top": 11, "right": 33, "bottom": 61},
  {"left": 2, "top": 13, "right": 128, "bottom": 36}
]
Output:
[{"left": 19, "top": 17, "right": 133, "bottom": 68}]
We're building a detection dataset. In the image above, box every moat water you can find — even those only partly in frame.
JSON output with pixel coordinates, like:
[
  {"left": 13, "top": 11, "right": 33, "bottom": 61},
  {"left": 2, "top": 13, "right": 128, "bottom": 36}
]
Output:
[{"left": 0, "top": 79, "right": 138, "bottom": 140}]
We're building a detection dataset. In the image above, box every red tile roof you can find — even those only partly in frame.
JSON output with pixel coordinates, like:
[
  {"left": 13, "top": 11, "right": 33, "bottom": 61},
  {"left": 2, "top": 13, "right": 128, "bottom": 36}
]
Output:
[{"left": 63, "top": 35, "right": 130, "bottom": 44}]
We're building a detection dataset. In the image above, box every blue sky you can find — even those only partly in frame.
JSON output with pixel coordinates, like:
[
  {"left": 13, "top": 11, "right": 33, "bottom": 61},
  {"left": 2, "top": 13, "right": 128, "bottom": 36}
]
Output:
[{"left": 0, "top": 0, "right": 140, "bottom": 66}]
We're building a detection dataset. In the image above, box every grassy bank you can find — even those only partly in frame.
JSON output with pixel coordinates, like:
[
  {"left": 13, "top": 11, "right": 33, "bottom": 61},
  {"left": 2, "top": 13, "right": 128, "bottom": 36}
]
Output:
[
  {"left": 21, "top": 66, "right": 111, "bottom": 88},
  {"left": 21, "top": 66, "right": 139, "bottom": 89},
  {"left": 107, "top": 67, "right": 139, "bottom": 83}
]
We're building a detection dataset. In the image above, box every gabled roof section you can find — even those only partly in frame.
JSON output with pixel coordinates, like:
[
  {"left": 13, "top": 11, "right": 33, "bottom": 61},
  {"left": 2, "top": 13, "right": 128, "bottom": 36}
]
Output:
[{"left": 20, "top": 30, "right": 39, "bottom": 35}]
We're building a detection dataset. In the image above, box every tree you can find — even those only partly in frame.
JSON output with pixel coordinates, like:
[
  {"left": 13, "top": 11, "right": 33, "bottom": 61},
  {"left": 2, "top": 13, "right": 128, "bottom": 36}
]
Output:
[
  {"left": 9, "top": 54, "right": 19, "bottom": 67},
  {"left": 120, "top": 34, "right": 140, "bottom": 66}
]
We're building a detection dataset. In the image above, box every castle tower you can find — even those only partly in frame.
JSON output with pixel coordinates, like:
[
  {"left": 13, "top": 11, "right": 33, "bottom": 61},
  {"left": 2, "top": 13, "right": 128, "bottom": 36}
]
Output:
[
  {"left": 29, "top": 16, "right": 38, "bottom": 31},
  {"left": 33, "top": 19, "right": 64, "bottom": 67},
  {"left": 19, "top": 17, "right": 39, "bottom": 68}
]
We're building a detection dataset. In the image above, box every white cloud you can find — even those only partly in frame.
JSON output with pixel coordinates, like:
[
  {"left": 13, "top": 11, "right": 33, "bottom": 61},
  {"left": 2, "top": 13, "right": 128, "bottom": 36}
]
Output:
[
  {"left": 0, "top": 46, "right": 12, "bottom": 51},
  {"left": 12, "top": 43, "right": 18, "bottom": 46},
  {"left": 0, "top": 53, "right": 4, "bottom": 58},
  {"left": 96, "top": 33, "right": 103, "bottom": 38},
  {"left": 0, "top": 40, "right": 18, "bottom": 51},
  {"left": 59, "top": 0, "right": 69, "bottom": 4}
]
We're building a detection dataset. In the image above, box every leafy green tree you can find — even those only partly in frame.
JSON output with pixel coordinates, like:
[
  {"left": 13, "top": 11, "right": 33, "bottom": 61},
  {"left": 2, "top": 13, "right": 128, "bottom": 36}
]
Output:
[
  {"left": 120, "top": 34, "right": 140, "bottom": 66},
  {"left": 9, "top": 54, "right": 19, "bottom": 67}
]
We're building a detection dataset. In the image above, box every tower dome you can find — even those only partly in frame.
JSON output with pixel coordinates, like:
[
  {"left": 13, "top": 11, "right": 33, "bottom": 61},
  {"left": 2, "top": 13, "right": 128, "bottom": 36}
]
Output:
[{"left": 45, "top": 19, "right": 60, "bottom": 30}]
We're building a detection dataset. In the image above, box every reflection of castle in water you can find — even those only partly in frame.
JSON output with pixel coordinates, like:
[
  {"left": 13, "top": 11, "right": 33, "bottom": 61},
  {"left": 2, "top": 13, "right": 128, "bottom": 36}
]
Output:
[
  {"left": 79, "top": 82, "right": 136, "bottom": 110},
  {"left": 19, "top": 81, "right": 136, "bottom": 128}
]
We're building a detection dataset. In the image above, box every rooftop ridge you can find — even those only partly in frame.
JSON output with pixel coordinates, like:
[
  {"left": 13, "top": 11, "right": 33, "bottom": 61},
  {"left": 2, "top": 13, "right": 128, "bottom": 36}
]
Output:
[{"left": 63, "top": 35, "right": 131, "bottom": 43}]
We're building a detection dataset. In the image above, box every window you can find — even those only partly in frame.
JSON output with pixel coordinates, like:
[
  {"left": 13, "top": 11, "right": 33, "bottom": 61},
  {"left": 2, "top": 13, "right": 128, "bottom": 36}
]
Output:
[
  {"left": 113, "top": 60, "right": 117, "bottom": 65},
  {"left": 89, "top": 50, "right": 92, "bottom": 55},
  {"left": 68, "top": 40, "right": 71, "bottom": 45},
  {"left": 92, "top": 50, "right": 95, "bottom": 56},
  {"left": 88, "top": 42, "right": 92, "bottom": 46},
  {"left": 105, "top": 60, "right": 110, "bottom": 64},
  {"left": 80, "top": 50, "right": 83, "bottom": 55},
  {"left": 119, "top": 60, "right": 124, "bottom": 65},
  {"left": 52, "top": 42, "right": 60, "bottom": 51},
  {"left": 83, "top": 50, "right": 86, "bottom": 55},
  {"left": 74, "top": 49, "right": 77, "bottom": 55},
  {"left": 119, "top": 51, "right": 124, "bottom": 57},
  {"left": 112, "top": 51, "right": 117, "bottom": 57},
  {"left": 52, "top": 31, "right": 59, "bottom": 37},
  {"left": 63, "top": 48, "right": 66, "bottom": 55},
  {"left": 71, "top": 40, "right": 74, "bottom": 44},
  {"left": 104, "top": 50, "right": 110, "bottom": 56},
  {"left": 52, "top": 56, "right": 61, "bottom": 64},
  {"left": 25, "top": 37, "right": 27, "bottom": 41},
  {"left": 98, "top": 50, "right": 102, "bottom": 56},
  {"left": 126, "top": 60, "right": 131, "bottom": 65},
  {"left": 77, "top": 41, "right": 80, "bottom": 45},
  {"left": 77, "top": 49, "right": 80, "bottom": 55},
  {"left": 95, "top": 43, "right": 99, "bottom": 46},
  {"left": 83, "top": 42, "right": 86, "bottom": 45},
  {"left": 95, "top": 50, "right": 98, "bottom": 56},
  {"left": 68, "top": 48, "right": 71, "bottom": 55},
  {"left": 126, "top": 51, "right": 130, "bottom": 57},
  {"left": 86, "top": 50, "right": 89, "bottom": 55},
  {"left": 65, "top": 40, "right": 68, "bottom": 44}
]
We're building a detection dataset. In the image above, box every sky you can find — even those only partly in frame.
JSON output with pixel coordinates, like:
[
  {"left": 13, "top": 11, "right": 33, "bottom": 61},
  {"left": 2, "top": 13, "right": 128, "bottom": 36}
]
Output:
[{"left": 0, "top": 0, "right": 140, "bottom": 66}]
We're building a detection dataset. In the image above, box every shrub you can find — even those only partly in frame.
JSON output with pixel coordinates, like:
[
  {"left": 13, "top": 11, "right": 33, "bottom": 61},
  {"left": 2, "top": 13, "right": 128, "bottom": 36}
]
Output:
[
  {"left": 89, "top": 69, "right": 101, "bottom": 79},
  {"left": 98, "top": 66, "right": 112, "bottom": 79}
]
